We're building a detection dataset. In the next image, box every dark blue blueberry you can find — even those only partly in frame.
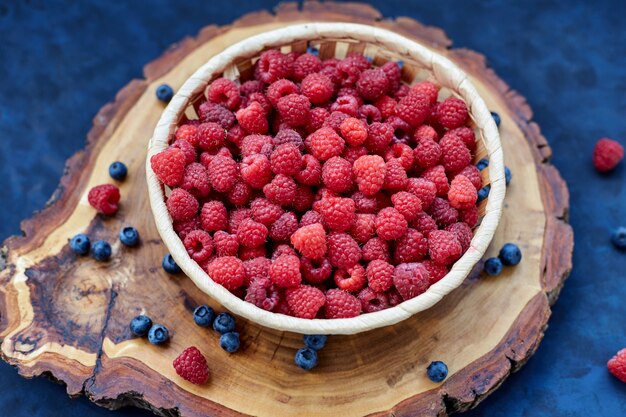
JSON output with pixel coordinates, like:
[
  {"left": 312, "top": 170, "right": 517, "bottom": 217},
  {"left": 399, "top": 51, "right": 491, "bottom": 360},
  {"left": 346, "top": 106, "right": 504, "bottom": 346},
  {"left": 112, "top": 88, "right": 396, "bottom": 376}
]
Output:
[
  {"left": 484, "top": 257, "right": 503, "bottom": 276},
  {"left": 427, "top": 361, "right": 448, "bottom": 382},
  {"left": 477, "top": 185, "right": 491, "bottom": 202},
  {"left": 505, "top": 166, "right": 512, "bottom": 186},
  {"left": 303, "top": 334, "right": 328, "bottom": 351},
  {"left": 162, "top": 253, "right": 181, "bottom": 274},
  {"left": 91, "top": 240, "right": 112, "bottom": 261},
  {"left": 396, "top": 60, "right": 404, "bottom": 69},
  {"left": 476, "top": 158, "right": 489, "bottom": 171},
  {"left": 193, "top": 305, "right": 215, "bottom": 327},
  {"left": 212, "top": 312, "right": 236, "bottom": 334},
  {"left": 306, "top": 46, "right": 319, "bottom": 56},
  {"left": 499, "top": 243, "right": 522, "bottom": 266},
  {"left": 69, "top": 233, "right": 90, "bottom": 255},
  {"left": 365, "top": 55, "right": 373, "bottom": 63},
  {"left": 294, "top": 347, "right": 318, "bottom": 371},
  {"left": 156, "top": 84, "right": 174, "bottom": 102},
  {"left": 129, "top": 315, "right": 152, "bottom": 337},
  {"left": 610, "top": 227, "right": 626, "bottom": 250},
  {"left": 119, "top": 226, "right": 140, "bottom": 247},
  {"left": 220, "top": 332, "right": 241, "bottom": 353},
  {"left": 491, "top": 111, "right": 501, "bottom": 127},
  {"left": 148, "top": 324, "right": 169, "bottom": 345},
  {"left": 108, "top": 161, "right": 127, "bottom": 181}
]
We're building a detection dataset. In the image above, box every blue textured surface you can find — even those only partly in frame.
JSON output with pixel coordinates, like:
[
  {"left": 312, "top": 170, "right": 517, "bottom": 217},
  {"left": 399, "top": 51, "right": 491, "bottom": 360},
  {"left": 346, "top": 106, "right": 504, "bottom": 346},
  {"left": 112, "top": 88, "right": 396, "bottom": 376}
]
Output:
[{"left": 1, "top": 1, "right": 625, "bottom": 416}]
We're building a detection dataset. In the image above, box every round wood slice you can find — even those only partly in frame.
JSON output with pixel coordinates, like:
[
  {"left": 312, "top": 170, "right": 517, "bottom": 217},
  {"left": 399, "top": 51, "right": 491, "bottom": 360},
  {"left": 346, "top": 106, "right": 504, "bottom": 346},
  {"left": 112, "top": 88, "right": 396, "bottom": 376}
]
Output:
[{"left": 0, "top": 2, "right": 573, "bottom": 416}]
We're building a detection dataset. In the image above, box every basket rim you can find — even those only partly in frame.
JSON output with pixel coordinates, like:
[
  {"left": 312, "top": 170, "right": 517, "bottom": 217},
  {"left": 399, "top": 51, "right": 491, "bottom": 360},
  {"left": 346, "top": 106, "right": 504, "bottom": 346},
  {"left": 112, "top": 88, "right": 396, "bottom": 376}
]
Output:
[{"left": 146, "top": 22, "right": 505, "bottom": 335}]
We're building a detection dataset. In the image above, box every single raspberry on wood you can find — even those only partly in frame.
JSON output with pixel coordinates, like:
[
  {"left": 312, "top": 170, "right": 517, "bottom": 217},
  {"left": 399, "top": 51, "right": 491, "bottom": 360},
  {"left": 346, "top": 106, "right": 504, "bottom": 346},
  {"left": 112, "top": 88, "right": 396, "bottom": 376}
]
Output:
[
  {"left": 421, "top": 165, "right": 450, "bottom": 197},
  {"left": 245, "top": 276, "right": 280, "bottom": 311},
  {"left": 393, "top": 263, "right": 430, "bottom": 301},
  {"left": 183, "top": 230, "right": 214, "bottom": 262},
  {"left": 206, "top": 77, "right": 241, "bottom": 110},
  {"left": 151, "top": 148, "right": 186, "bottom": 187},
  {"left": 236, "top": 218, "right": 268, "bottom": 248},
  {"left": 391, "top": 192, "right": 423, "bottom": 222},
  {"left": 446, "top": 222, "right": 473, "bottom": 252},
  {"left": 270, "top": 254, "right": 302, "bottom": 288},
  {"left": 428, "top": 230, "right": 463, "bottom": 265},
  {"left": 362, "top": 237, "right": 390, "bottom": 262},
  {"left": 322, "top": 156, "right": 353, "bottom": 193},
  {"left": 357, "top": 68, "right": 389, "bottom": 101},
  {"left": 173, "top": 347, "right": 209, "bottom": 385},
  {"left": 376, "top": 207, "right": 408, "bottom": 241},
  {"left": 428, "top": 197, "right": 459, "bottom": 227},
  {"left": 276, "top": 94, "right": 310, "bottom": 127},
  {"left": 301, "top": 73, "right": 334, "bottom": 105},
  {"left": 243, "top": 257, "right": 271, "bottom": 286},
  {"left": 301, "top": 257, "right": 332, "bottom": 284},
  {"left": 240, "top": 154, "right": 272, "bottom": 189},
  {"left": 327, "top": 232, "right": 362, "bottom": 269},
  {"left": 394, "top": 228, "right": 428, "bottom": 263},
  {"left": 198, "top": 102, "right": 235, "bottom": 129},
  {"left": 448, "top": 174, "right": 478, "bottom": 210},
  {"left": 366, "top": 259, "right": 395, "bottom": 293},
  {"left": 437, "top": 97, "right": 469, "bottom": 129},
  {"left": 353, "top": 155, "right": 386, "bottom": 196},
  {"left": 593, "top": 138, "right": 624, "bottom": 172},
  {"left": 325, "top": 289, "right": 361, "bottom": 318},
  {"left": 169, "top": 139, "right": 197, "bottom": 165},
  {"left": 208, "top": 155, "right": 238, "bottom": 193},
  {"left": 213, "top": 231, "right": 239, "bottom": 257},
  {"left": 314, "top": 196, "right": 356, "bottom": 232},
  {"left": 292, "top": 53, "right": 322, "bottom": 81},
  {"left": 201, "top": 201, "right": 228, "bottom": 232},
  {"left": 207, "top": 256, "right": 245, "bottom": 290},
  {"left": 197, "top": 122, "right": 227, "bottom": 152},
  {"left": 358, "top": 287, "right": 390, "bottom": 313},
  {"left": 88, "top": 184, "right": 120, "bottom": 215},
  {"left": 181, "top": 163, "right": 211, "bottom": 198},
  {"left": 340, "top": 117, "right": 368, "bottom": 147},
  {"left": 395, "top": 91, "right": 430, "bottom": 127},
  {"left": 440, "top": 134, "right": 471, "bottom": 174},
  {"left": 236, "top": 101, "right": 268, "bottom": 134},
  {"left": 291, "top": 223, "right": 327, "bottom": 260},
  {"left": 286, "top": 285, "right": 325, "bottom": 319},
  {"left": 307, "top": 127, "right": 345, "bottom": 161},
  {"left": 350, "top": 213, "right": 377, "bottom": 244},
  {"left": 263, "top": 174, "right": 297, "bottom": 206},
  {"left": 270, "top": 212, "right": 298, "bottom": 242},
  {"left": 334, "top": 264, "right": 366, "bottom": 292}
]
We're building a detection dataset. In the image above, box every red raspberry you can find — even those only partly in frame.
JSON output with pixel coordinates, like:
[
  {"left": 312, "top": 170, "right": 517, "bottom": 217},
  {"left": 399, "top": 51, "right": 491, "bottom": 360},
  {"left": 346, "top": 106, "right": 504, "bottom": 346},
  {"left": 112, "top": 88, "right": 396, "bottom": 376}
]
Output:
[
  {"left": 358, "top": 287, "right": 390, "bottom": 313},
  {"left": 169, "top": 139, "right": 197, "bottom": 165},
  {"left": 206, "top": 77, "right": 241, "bottom": 110},
  {"left": 250, "top": 197, "right": 283, "bottom": 226},
  {"left": 437, "top": 97, "right": 469, "bottom": 129},
  {"left": 183, "top": 230, "right": 214, "bottom": 262},
  {"left": 255, "top": 50, "right": 292, "bottom": 84},
  {"left": 394, "top": 84, "right": 410, "bottom": 100},
  {"left": 236, "top": 102, "right": 268, "bottom": 134},
  {"left": 300, "top": 73, "right": 333, "bottom": 105},
  {"left": 270, "top": 254, "right": 302, "bottom": 288},
  {"left": 240, "top": 154, "right": 272, "bottom": 189},
  {"left": 327, "top": 232, "right": 361, "bottom": 269},
  {"left": 197, "top": 122, "right": 227, "bottom": 151},
  {"left": 236, "top": 218, "right": 268, "bottom": 248},
  {"left": 395, "top": 91, "right": 430, "bottom": 126},
  {"left": 276, "top": 94, "right": 310, "bottom": 127},
  {"left": 428, "top": 230, "right": 463, "bottom": 265},
  {"left": 306, "top": 107, "right": 329, "bottom": 133},
  {"left": 446, "top": 222, "right": 473, "bottom": 252},
  {"left": 410, "top": 212, "right": 438, "bottom": 237},
  {"left": 414, "top": 124, "right": 439, "bottom": 143},
  {"left": 422, "top": 260, "right": 449, "bottom": 284},
  {"left": 240, "top": 245, "right": 267, "bottom": 261},
  {"left": 88, "top": 184, "right": 120, "bottom": 215},
  {"left": 339, "top": 117, "right": 368, "bottom": 147},
  {"left": 270, "top": 212, "right": 298, "bottom": 242},
  {"left": 406, "top": 178, "right": 436, "bottom": 209},
  {"left": 286, "top": 285, "right": 325, "bottom": 319},
  {"left": 366, "top": 259, "right": 394, "bottom": 292},
  {"left": 459, "top": 206, "right": 479, "bottom": 228},
  {"left": 342, "top": 145, "right": 368, "bottom": 165},
  {"left": 448, "top": 127, "right": 476, "bottom": 153},
  {"left": 244, "top": 92, "right": 271, "bottom": 114},
  {"left": 181, "top": 163, "right": 210, "bottom": 198},
  {"left": 243, "top": 257, "right": 271, "bottom": 286},
  {"left": 410, "top": 81, "right": 439, "bottom": 104},
  {"left": 213, "top": 231, "right": 239, "bottom": 257},
  {"left": 356, "top": 68, "right": 389, "bottom": 101},
  {"left": 325, "top": 289, "right": 361, "bottom": 318},
  {"left": 381, "top": 61, "right": 402, "bottom": 94},
  {"left": 383, "top": 159, "right": 408, "bottom": 191},
  {"left": 300, "top": 210, "right": 324, "bottom": 228},
  {"left": 175, "top": 124, "right": 199, "bottom": 147},
  {"left": 314, "top": 196, "right": 356, "bottom": 232},
  {"left": 198, "top": 102, "right": 235, "bottom": 128},
  {"left": 296, "top": 154, "right": 322, "bottom": 186},
  {"left": 322, "top": 156, "right": 353, "bottom": 192},
  {"left": 362, "top": 237, "right": 390, "bottom": 262},
  {"left": 456, "top": 165, "right": 482, "bottom": 190},
  {"left": 307, "top": 127, "right": 345, "bottom": 161},
  {"left": 301, "top": 257, "right": 332, "bottom": 284},
  {"left": 358, "top": 104, "right": 382, "bottom": 124},
  {"left": 331, "top": 95, "right": 359, "bottom": 117},
  {"left": 384, "top": 143, "right": 414, "bottom": 172},
  {"left": 351, "top": 191, "right": 378, "bottom": 214},
  {"left": 393, "top": 263, "right": 430, "bottom": 301},
  {"left": 207, "top": 256, "right": 245, "bottom": 290},
  {"left": 440, "top": 134, "right": 471, "bottom": 173},
  {"left": 608, "top": 348, "right": 626, "bottom": 383},
  {"left": 226, "top": 124, "right": 247, "bottom": 147},
  {"left": 414, "top": 138, "right": 442, "bottom": 169},
  {"left": 228, "top": 181, "right": 252, "bottom": 206},
  {"left": 173, "top": 216, "right": 200, "bottom": 240},
  {"left": 375, "top": 207, "right": 408, "bottom": 240},
  {"left": 374, "top": 95, "right": 397, "bottom": 120},
  {"left": 291, "top": 223, "right": 327, "bottom": 260},
  {"left": 387, "top": 287, "right": 403, "bottom": 306},
  {"left": 241, "top": 134, "right": 273, "bottom": 157},
  {"left": 272, "top": 244, "right": 297, "bottom": 260},
  {"left": 240, "top": 80, "right": 264, "bottom": 96},
  {"left": 245, "top": 276, "right": 279, "bottom": 311},
  {"left": 388, "top": 116, "right": 414, "bottom": 145},
  {"left": 292, "top": 185, "right": 315, "bottom": 212},
  {"left": 391, "top": 191, "right": 423, "bottom": 222},
  {"left": 270, "top": 143, "right": 302, "bottom": 176},
  {"left": 292, "top": 53, "right": 322, "bottom": 81},
  {"left": 207, "top": 155, "right": 238, "bottom": 193},
  {"left": 227, "top": 208, "right": 251, "bottom": 234},
  {"left": 323, "top": 111, "right": 350, "bottom": 132},
  {"left": 365, "top": 122, "right": 394, "bottom": 153},
  {"left": 166, "top": 188, "right": 198, "bottom": 222},
  {"left": 421, "top": 165, "right": 450, "bottom": 197},
  {"left": 263, "top": 174, "right": 297, "bottom": 206},
  {"left": 173, "top": 347, "right": 209, "bottom": 385},
  {"left": 353, "top": 155, "right": 386, "bottom": 196},
  {"left": 350, "top": 213, "right": 376, "bottom": 244},
  {"left": 274, "top": 293, "right": 293, "bottom": 316},
  {"left": 334, "top": 264, "right": 366, "bottom": 292},
  {"left": 448, "top": 175, "right": 478, "bottom": 210},
  {"left": 593, "top": 138, "right": 624, "bottom": 172},
  {"left": 201, "top": 201, "right": 228, "bottom": 231},
  {"left": 266, "top": 79, "right": 298, "bottom": 106},
  {"left": 336, "top": 59, "right": 362, "bottom": 87},
  {"left": 273, "top": 129, "right": 304, "bottom": 151},
  {"left": 428, "top": 197, "right": 459, "bottom": 227},
  {"left": 394, "top": 228, "right": 428, "bottom": 263},
  {"left": 151, "top": 148, "right": 186, "bottom": 187}
]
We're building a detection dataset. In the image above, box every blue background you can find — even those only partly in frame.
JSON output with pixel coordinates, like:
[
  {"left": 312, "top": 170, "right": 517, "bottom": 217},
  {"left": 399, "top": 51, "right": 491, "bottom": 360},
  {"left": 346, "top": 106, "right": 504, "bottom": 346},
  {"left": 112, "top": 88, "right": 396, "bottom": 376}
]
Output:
[{"left": 1, "top": 1, "right": 625, "bottom": 416}]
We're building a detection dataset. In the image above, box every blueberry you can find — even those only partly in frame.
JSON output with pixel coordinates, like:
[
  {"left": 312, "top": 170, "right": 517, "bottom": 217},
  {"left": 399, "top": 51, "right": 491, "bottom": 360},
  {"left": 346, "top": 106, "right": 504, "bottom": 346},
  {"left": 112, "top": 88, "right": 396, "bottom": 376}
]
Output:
[
  {"left": 499, "top": 243, "right": 522, "bottom": 266},
  {"left": 119, "top": 226, "right": 140, "bottom": 247},
  {"left": 295, "top": 347, "right": 318, "bottom": 371},
  {"left": 396, "top": 60, "right": 405, "bottom": 69},
  {"left": 306, "top": 46, "right": 319, "bottom": 56},
  {"left": 162, "top": 253, "right": 181, "bottom": 274},
  {"left": 129, "top": 315, "right": 152, "bottom": 337},
  {"left": 484, "top": 257, "right": 503, "bottom": 276},
  {"left": 108, "top": 161, "right": 127, "bottom": 181},
  {"left": 148, "top": 324, "right": 169, "bottom": 345},
  {"left": 476, "top": 158, "right": 489, "bottom": 171},
  {"left": 193, "top": 305, "right": 215, "bottom": 327},
  {"left": 212, "top": 312, "right": 236, "bottom": 334},
  {"left": 505, "top": 166, "right": 512, "bottom": 186},
  {"left": 220, "top": 332, "right": 241, "bottom": 353},
  {"left": 91, "top": 240, "right": 112, "bottom": 261},
  {"left": 491, "top": 111, "right": 501, "bottom": 127},
  {"left": 477, "top": 185, "right": 491, "bottom": 202},
  {"left": 70, "top": 233, "right": 90, "bottom": 255},
  {"left": 427, "top": 361, "right": 448, "bottom": 382},
  {"left": 156, "top": 84, "right": 174, "bottom": 102},
  {"left": 303, "top": 334, "right": 328, "bottom": 351},
  {"left": 610, "top": 227, "right": 626, "bottom": 250}
]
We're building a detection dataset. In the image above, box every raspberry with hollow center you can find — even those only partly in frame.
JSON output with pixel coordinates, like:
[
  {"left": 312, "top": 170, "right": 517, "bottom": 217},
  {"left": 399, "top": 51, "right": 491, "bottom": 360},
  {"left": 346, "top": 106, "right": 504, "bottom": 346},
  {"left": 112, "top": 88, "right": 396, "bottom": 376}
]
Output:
[
  {"left": 322, "top": 156, "right": 353, "bottom": 193},
  {"left": 334, "top": 264, "right": 366, "bottom": 292},
  {"left": 358, "top": 287, "right": 390, "bottom": 313},
  {"left": 266, "top": 79, "right": 298, "bottom": 106},
  {"left": 358, "top": 104, "right": 382, "bottom": 124},
  {"left": 201, "top": 200, "right": 228, "bottom": 232},
  {"left": 207, "top": 256, "right": 245, "bottom": 290},
  {"left": 166, "top": 188, "right": 198, "bottom": 222},
  {"left": 206, "top": 77, "right": 241, "bottom": 110},
  {"left": 291, "top": 223, "right": 327, "bottom": 260},
  {"left": 340, "top": 117, "right": 368, "bottom": 147},
  {"left": 366, "top": 259, "right": 395, "bottom": 293},
  {"left": 325, "top": 289, "right": 361, "bottom": 318},
  {"left": 245, "top": 276, "right": 280, "bottom": 311},
  {"left": 375, "top": 207, "right": 408, "bottom": 241},
  {"left": 296, "top": 154, "right": 322, "bottom": 186},
  {"left": 255, "top": 50, "right": 292, "bottom": 84},
  {"left": 314, "top": 196, "right": 356, "bottom": 232},
  {"left": 307, "top": 127, "right": 345, "bottom": 161},
  {"left": 448, "top": 174, "right": 478, "bottom": 210},
  {"left": 384, "top": 143, "right": 414, "bottom": 172},
  {"left": 428, "top": 230, "right": 463, "bottom": 265},
  {"left": 286, "top": 285, "right": 325, "bottom": 319},
  {"left": 301, "top": 257, "right": 332, "bottom": 284},
  {"left": 437, "top": 97, "right": 469, "bottom": 129},
  {"left": 393, "top": 262, "right": 430, "bottom": 301},
  {"left": 236, "top": 218, "right": 268, "bottom": 248},
  {"left": 88, "top": 184, "right": 121, "bottom": 215},
  {"left": 269, "top": 254, "right": 302, "bottom": 288},
  {"left": 353, "top": 155, "right": 386, "bottom": 196},
  {"left": 327, "top": 232, "right": 362, "bottom": 269},
  {"left": 263, "top": 174, "right": 297, "bottom": 206},
  {"left": 183, "top": 230, "right": 214, "bottom": 262},
  {"left": 151, "top": 148, "right": 186, "bottom": 187}
]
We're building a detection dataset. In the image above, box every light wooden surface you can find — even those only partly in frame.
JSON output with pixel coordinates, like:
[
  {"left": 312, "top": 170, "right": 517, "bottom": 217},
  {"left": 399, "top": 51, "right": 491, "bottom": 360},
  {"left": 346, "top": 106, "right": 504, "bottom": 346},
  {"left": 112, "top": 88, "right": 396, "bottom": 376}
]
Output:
[{"left": 0, "top": 2, "right": 572, "bottom": 416}]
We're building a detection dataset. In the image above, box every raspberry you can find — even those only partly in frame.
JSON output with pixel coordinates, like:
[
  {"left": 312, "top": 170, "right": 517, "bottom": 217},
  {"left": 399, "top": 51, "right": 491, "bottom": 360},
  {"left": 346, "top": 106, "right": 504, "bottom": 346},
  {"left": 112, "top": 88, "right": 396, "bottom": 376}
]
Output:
[
  {"left": 374, "top": 96, "right": 397, "bottom": 120},
  {"left": 227, "top": 208, "right": 251, "bottom": 234},
  {"left": 207, "top": 256, "right": 245, "bottom": 290},
  {"left": 226, "top": 124, "right": 247, "bottom": 147},
  {"left": 300, "top": 210, "right": 324, "bottom": 228},
  {"left": 428, "top": 197, "right": 459, "bottom": 227},
  {"left": 183, "top": 230, "right": 214, "bottom": 262},
  {"left": 173, "top": 347, "right": 209, "bottom": 385},
  {"left": 608, "top": 348, "right": 626, "bottom": 383},
  {"left": 323, "top": 111, "right": 350, "bottom": 132},
  {"left": 228, "top": 181, "right": 252, "bottom": 206},
  {"left": 456, "top": 165, "right": 482, "bottom": 190},
  {"left": 414, "top": 124, "right": 439, "bottom": 143},
  {"left": 362, "top": 237, "right": 390, "bottom": 262},
  {"left": 270, "top": 212, "right": 298, "bottom": 242},
  {"left": 201, "top": 201, "right": 228, "bottom": 232},
  {"left": 295, "top": 154, "right": 322, "bottom": 186},
  {"left": 336, "top": 59, "right": 362, "bottom": 87},
  {"left": 325, "top": 289, "right": 361, "bottom": 318},
  {"left": 322, "top": 156, "right": 353, "bottom": 192},
  {"left": 394, "top": 84, "right": 410, "bottom": 100},
  {"left": 250, "top": 198, "right": 284, "bottom": 226},
  {"left": 269, "top": 143, "right": 302, "bottom": 176},
  {"left": 292, "top": 53, "right": 322, "bottom": 81},
  {"left": 384, "top": 143, "right": 414, "bottom": 172},
  {"left": 263, "top": 174, "right": 297, "bottom": 206},
  {"left": 350, "top": 213, "right": 376, "bottom": 244},
  {"left": 395, "top": 91, "right": 430, "bottom": 126},
  {"left": 206, "top": 77, "right": 241, "bottom": 110},
  {"left": 387, "top": 287, "right": 403, "bottom": 306},
  {"left": 593, "top": 138, "right": 624, "bottom": 172},
  {"left": 243, "top": 257, "right": 271, "bottom": 286},
  {"left": 342, "top": 145, "right": 368, "bottom": 165},
  {"left": 339, "top": 117, "right": 368, "bottom": 147},
  {"left": 327, "top": 232, "right": 361, "bottom": 269},
  {"left": 301, "top": 257, "right": 332, "bottom": 284},
  {"left": 356, "top": 68, "right": 389, "bottom": 101},
  {"left": 166, "top": 188, "right": 198, "bottom": 222},
  {"left": 459, "top": 206, "right": 479, "bottom": 228},
  {"left": 358, "top": 104, "right": 382, "bottom": 124},
  {"left": 331, "top": 95, "right": 359, "bottom": 117},
  {"left": 381, "top": 61, "right": 402, "bottom": 94},
  {"left": 276, "top": 94, "right": 310, "bottom": 127},
  {"left": 240, "top": 245, "right": 267, "bottom": 261},
  {"left": 273, "top": 129, "right": 304, "bottom": 151},
  {"left": 421, "top": 165, "right": 450, "bottom": 197},
  {"left": 291, "top": 223, "right": 327, "bottom": 260},
  {"left": 245, "top": 92, "right": 271, "bottom": 114},
  {"left": 213, "top": 231, "right": 239, "bottom": 257},
  {"left": 197, "top": 122, "right": 227, "bottom": 151},
  {"left": 236, "top": 102, "right": 268, "bottom": 134},
  {"left": 292, "top": 185, "right": 315, "bottom": 212},
  {"left": 353, "top": 155, "right": 386, "bottom": 196},
  {"left": 306, "top": 107, "right": 329, "bottom": 133},
  {"left": 198, "top": 102, "right": 235, "bottom": 129},
  {"left": 365, "top": 122, "right": 394, "bottom": 153},
  {"left": 255, "top": 50, "right": 292, "bottom": 84},
  {"left": 169, "top": 139, "right": 197, "bottom": 165},
  {"left": 286, "top": 285, "right": 325, "bottom": 319},
  {"left": 428, "top": 230, "right": 463, "bottom": 265},
  {"left": 440, "top": 134, "right": 471, "bottom": 173},
  {"left": 375, "top": 207, "right": 408, "bottom": 240},
  {"left": 270, "top": 254, "right": 302, "bottom": 288},
  {"left": 437, "top": 97, "right": 469, "bottom": 129},
  {"left": 314, "top": 196, "right": 356, "bottom": 232},
  {"left": 241, "top": 134, "right": 272, "bottom": 157},
  {"left": 236, "top": 218, "right": 268, "bottom": 248},
  {"left": 207, "top": 155, "right": 238, "bottom": 193},
  {"left": 334, "top": 264, "right": 366, "bottom": 292},
  {"left": 307, "top": 127, "right": 345, "bottom": 161},
  {"left": 414, "top": 138, "right": 442, "bottom": 170},
  {"left": 388, "top": 116, "right": 414, "bottom": 145},
  {"left": 358, "top": 287, "right": 390, "bottom": 313},
  {"left": 173, "top": 216, "right": 200, "bottom": 240},
  {"left": 410, "top": 81, "right": 439, "bottom": 104},
  {"left": 271, "top": 243, "right": 297, "bottom": 260},
  {"left": 352, "top": 191, "right": 378, "bottom": 214},
  {"left": 422, "top": 260, "right": 449, "bottom": 284},
  {"left": 266, "top": 79, "right": 298, "bottom": 106},
  {"left": 383, "top": 159, "right": 408, "bottom": 191},
  {"left": 446, "top": 222, "right": 473, "bottom": 252},
  {"left": 175, "top": 124, "right": 199, "bottom": 147},
  {"left": 180, "top": 163, "right": 210, "bottom": 198},
  {"left": 151, "top": 148, "right": 186, "bottom": 187},
  {"left": 240, "top": 154, "right": 272, "bottom": 189},
  {"left": 366, "top": 259, "right": 395, "bottom": 292},
  {"left": 410, "top": 212, "right": 438, "bottom": 237},
  {"left": 245, "top": 276, "right": 279, "bottom": 311},
  {"left": 320, "top": 61, "right": 341, "bottom": 84},
  {"left": 240, "top": 80, "right": 264, "bottom": 96},
  {"left": 391, "top": 191, "right": 423, "bottom": 222},
  {"left": 301, "top": 73, "right": 333, "bottom": 105},
  {"left": 394, "top": 228, "right": 428, "bottom": 263},
  {"left": 448, "top": 175, "right": 478, "bottom": 210},
  {"left": 88, "top": 184, "right": 120, "bottom": 215},
  {"left": 393, "top": 263, "right": 430, "bottom": 301},
  {"left": 448, "top": 127, "right": 476, "bottom": 153}
]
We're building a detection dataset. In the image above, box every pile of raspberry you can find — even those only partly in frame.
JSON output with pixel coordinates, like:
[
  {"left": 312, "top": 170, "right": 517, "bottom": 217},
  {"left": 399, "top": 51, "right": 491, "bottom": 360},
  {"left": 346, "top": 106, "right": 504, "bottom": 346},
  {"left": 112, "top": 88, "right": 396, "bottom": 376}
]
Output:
[{"left": 150, "top": 49, "right": 482, "bottom": 320}]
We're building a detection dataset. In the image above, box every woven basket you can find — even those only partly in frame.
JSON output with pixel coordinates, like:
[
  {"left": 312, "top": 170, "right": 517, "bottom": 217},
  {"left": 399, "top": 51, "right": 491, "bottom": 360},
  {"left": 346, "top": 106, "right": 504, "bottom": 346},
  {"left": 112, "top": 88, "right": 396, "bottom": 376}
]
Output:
[{"left": 147, "top": 22, "right": 505, "bottom": 335}]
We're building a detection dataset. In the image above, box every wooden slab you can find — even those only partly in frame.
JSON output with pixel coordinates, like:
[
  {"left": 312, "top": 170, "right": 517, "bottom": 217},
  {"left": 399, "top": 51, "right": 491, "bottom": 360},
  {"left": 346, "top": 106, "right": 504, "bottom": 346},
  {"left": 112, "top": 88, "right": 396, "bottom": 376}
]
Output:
[{"left": 0, "top": 2, "right": 573, "bottom": 416}]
